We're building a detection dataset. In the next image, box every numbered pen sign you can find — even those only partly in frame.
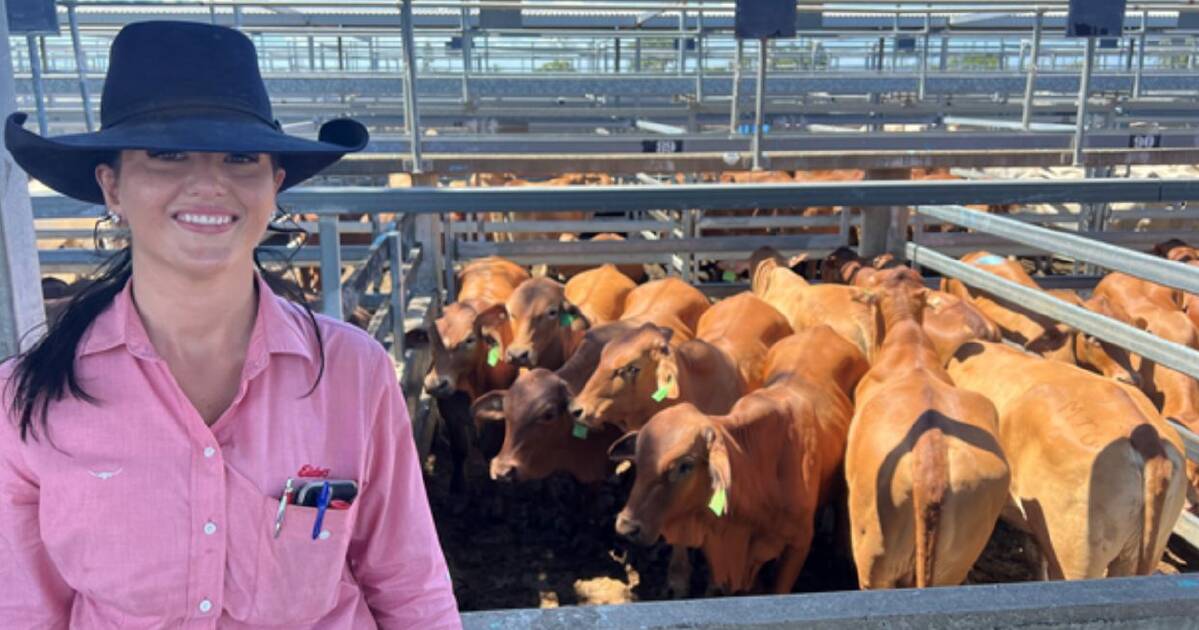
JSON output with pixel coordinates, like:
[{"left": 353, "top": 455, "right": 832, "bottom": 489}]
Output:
[
  {"left": 1129, "top": 134, "right": 1162, "bottom": 149},
  {"left": 7, "top": 0, "right": 59, "bottom": 35},
  {"left": 642, "top": 140, "right": 684, "bottom": 154}
]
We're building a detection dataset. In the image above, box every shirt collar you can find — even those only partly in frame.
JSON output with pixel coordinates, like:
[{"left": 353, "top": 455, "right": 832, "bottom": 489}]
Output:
[{"left": 78, "top": 272, "right": 317, "bottom": 364}]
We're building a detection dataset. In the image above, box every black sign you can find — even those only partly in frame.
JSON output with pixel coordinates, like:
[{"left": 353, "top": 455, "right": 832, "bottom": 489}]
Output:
[
  {"left": 735, "top": 0, "right": 796, "bottom": 39},
  {"left": 1066, "top": 0, "right": 1127, "bottom": 38},
  {"left": 6, "top": 0, "right": 58, "bottom": 36},
  {"left": 642, "top": 139, "right": 684, "bottom": 154},
  {"left": 1129, "top": 133, "right": 1162, "bottom": 149}
]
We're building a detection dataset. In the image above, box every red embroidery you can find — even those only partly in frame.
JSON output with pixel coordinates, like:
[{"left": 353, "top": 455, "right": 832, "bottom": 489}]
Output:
[{"left": 297, "top": 465, "right": 330, "bottom": 479}]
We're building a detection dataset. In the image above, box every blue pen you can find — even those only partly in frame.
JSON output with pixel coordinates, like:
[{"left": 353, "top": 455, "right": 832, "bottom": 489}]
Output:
[{"left": 311, "top": 480, "right": 332, "bottom": 540}]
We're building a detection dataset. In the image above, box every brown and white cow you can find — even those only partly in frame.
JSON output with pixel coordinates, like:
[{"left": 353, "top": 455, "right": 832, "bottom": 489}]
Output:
[
  {"left": 947, "top": 341, "right": 1187, "bottom": 580},
  {"left": 609, "top": 324, "right": 868, "bottom": 594},
  {"left": 847, "top": 270, "right": 1010, "bottom": 589}
]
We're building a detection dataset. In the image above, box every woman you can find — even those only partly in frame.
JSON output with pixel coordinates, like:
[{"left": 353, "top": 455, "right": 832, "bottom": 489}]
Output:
[{"left": 0, "top": 21, "right": 460, "bottom": 628}]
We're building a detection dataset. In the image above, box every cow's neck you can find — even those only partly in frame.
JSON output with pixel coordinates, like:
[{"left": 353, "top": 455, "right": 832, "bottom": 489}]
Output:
[{"left": 1157, "top": 365, "right": 1199, "bottom": 424}]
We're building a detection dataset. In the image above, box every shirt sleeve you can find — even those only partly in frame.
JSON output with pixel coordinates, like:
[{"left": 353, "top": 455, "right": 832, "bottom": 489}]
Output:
[
  {"left": 0, "top": 418, "right": 74, "bottom": 628},
  {"left": 348, "top": 350, "right": 462, "bottom": 630}
]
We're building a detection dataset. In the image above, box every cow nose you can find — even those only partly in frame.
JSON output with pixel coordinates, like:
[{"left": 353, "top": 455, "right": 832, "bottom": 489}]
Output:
[
  {"left": 490, "top": 460, "right": 517, "bottom": 483},
  {"left": 424, "top": 376, "right": 452, "bottom": 397},
  {"left": 507, "top": 348, "right": 531, "bottom": 366},
  {"left": 615, "top": 513, "right": 642, "bottom": 542}
]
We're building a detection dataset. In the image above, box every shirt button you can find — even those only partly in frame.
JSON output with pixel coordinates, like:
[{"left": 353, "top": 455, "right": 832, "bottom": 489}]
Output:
[
  {"left": 203, "top": 447, "right": 216, "bottom": 458},
  {"left": 203, "top": 522, "right": 217, "bottom": 536},
  {"left": 198, "top": 599, "right": 213, "bottom": 614},
  {"left": 318, "top": 530, "right": 331, "bottom": 540}
]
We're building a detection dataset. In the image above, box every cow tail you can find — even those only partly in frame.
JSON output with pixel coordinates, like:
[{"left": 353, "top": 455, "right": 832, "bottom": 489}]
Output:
[
  {"left": 912, "top": 423, "right": 948, "bottom": 588},
  {"left": 1131, "top": 425, "right": 1173, "bottom": 575}
]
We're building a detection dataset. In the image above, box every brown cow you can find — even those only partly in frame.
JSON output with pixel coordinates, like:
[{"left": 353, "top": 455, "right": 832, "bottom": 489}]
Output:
[
  {"left": 821, "top": 246, "right": 900, "bottom": 288},
  {"left": 423, "top": 256, "right": 529, "bottom": 492},
  {"left": 617, "top": 277, "right": 710, "bottom": 344},
  {"left": 552, "top": 234, "right": 647, "bottom": 283},
  {"left": 847, "top": 270, "right": 1010, "bottom": 589},
  {"left": 748, "top": 247, "right": 881, "bottom": 363},
  {"left": 563, "top": 264, "right": 636, "bottom": 326},
  {"left": 478, "top": 277, "right": 589, "bottom": 371},
  {"left": 947, "top": 341, "right": 1187, "bottom": 580},
  {"left": 570, "top": 292, "right": 788, "bottom": 432},
  {"left": 472, "top": 321, "right": 636, "bottom": 483},
  {"left": 609, "top": 325, "right": 868, "bottom": 594},
  {"left": 943, "top": 251, "right": 1138, "bottom": 384}
]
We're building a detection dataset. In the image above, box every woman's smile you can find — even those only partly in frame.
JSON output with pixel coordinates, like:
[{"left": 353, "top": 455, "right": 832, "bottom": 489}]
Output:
[{"left": 172, "top": 206, "right": 240, "bottom": 234}]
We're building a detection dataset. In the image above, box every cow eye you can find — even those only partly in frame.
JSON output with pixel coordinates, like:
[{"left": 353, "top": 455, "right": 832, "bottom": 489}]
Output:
[
  {"left": 669, "top": 458, "right": 695, "bottom": 482},
  {"left": 546, "top": 307, "right": 559, "bottom": 318},
  {"left": 539, "top": 409, "right": 557, "bottom": 423},
  {"left": 464, "top": 335, "right": 477, "bottom": 345},
  {"left": 617, "top": 364, "right": 639, "bottom": 380}
]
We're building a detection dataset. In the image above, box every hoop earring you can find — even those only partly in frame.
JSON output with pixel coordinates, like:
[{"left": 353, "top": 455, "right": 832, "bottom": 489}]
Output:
[{"left": 93, "top": 208, "right": 126, "bottom": 250}]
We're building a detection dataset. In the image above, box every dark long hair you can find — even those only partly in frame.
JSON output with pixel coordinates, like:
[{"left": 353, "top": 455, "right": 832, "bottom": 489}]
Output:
[{"left": 6, "top": 190, "right": 327, "bottom": 444}]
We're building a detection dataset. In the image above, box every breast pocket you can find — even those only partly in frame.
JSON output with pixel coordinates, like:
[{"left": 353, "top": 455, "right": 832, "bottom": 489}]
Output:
[{"left": 251, "top": 495, "right": 359, "bottom": 623}]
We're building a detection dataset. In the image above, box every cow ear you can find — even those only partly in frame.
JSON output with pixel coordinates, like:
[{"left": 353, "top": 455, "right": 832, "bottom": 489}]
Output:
[
  {"left": 471, "top": 390, "right": 506, "bottom": 425},
  {"left": 608, "top": 430, "right": 639, "bottom": 462},
  {"left": 475, "top": 304, "right": 509, "bottom": 344},
  {"left": 562, "top": 302, "right": 591, "bottom": 331},
  {"left": 787, "top": 253, "right": 810, "bottom": 268},
  {"left": 703, "top": 426, "right": 732, "bottom": 495},
  {"left": 654, "top": 355, "right": 680, "bottom": 401}
]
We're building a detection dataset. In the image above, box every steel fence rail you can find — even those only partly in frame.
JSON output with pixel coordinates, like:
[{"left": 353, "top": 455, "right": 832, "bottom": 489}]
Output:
[
  {"left": 28, "top": 179, "right": 1199, "bottom": 219},
  {"left": 907, "top": 243, "right": 1199, "bottom": 381},
  {"left": 915, "top": 204, "right": 1199, "bottom": 296}
]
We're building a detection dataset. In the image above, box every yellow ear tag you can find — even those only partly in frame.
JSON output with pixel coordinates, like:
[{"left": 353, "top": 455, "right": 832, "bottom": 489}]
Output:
[
  {"left": 722, "top": 270, "right": 737, "bottom": 282},
  {"left": 560, "top": 312, "right": 577, "bottom": 327},
  {"left": 487, "top": 345, "right": 501, "bottom": 367},
  {"left": 651, "top": 384, "right": 670, "bottom": 402},
  {"left": 572, "top": 423, "right": 589, "bottom": 439},
  {"left": 709, "top": 488, "right": 727, "bottom": 517}
]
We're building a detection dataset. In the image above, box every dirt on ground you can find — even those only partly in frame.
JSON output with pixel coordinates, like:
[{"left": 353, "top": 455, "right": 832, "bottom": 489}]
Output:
[{"left": 425, "top": 424, "right": 1196, "bottom": 612}]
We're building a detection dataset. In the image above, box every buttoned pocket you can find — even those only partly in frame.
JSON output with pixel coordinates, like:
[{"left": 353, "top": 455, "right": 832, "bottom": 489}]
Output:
[{"left": 251, "top": 495, "right": 359, "bottom": 623}]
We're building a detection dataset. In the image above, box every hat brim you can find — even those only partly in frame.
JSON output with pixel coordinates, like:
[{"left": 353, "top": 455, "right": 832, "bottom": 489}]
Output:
[{"left": 5, "top": 112, "right": 368, "bottom": 204}]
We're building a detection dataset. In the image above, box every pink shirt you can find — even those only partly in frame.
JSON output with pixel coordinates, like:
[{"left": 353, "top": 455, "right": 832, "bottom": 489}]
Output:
[{"left": 0, "top": 274, "right": 461, "bottom": 629}]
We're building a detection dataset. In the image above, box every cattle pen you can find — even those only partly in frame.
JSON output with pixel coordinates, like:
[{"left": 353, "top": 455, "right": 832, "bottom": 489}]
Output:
[{"left": 8, "top": 1, "right": 1199, "bottom": 627}]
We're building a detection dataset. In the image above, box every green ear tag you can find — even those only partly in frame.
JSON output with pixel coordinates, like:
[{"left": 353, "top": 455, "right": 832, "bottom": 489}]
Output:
[
  {"left": 487, "top": 345, "right": 501, "bottom": 367},
  {"left": 572, "top": 422, "right": 589, "bottom": 439},
  {"left": 560, "top": 312, "right": 577, "bottom": 327},
  {"left": 708, "top": 488, "right": 727, "bottom": 517},
  {"left": 722, "top": 270, "right": 737, "bottom": 282},
  {"left": 651, "top": 384, "right": 670, "bottom": 402}
]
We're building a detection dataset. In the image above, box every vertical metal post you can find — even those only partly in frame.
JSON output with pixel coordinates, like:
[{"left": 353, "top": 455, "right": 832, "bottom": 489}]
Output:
[
  {"left": 400, "top": 0, "right": 423, "bottom": 173},
  {"left": 919, "top": 14, "right": 930, "bottom": 101},
  {"left": 695, "top": 10, "right": 704, "bottom": 104},
  {"left": 677, "top": 8, "right": 686, "bottom": 75},
  {"left": 1134, "top": 11, "right": 1147, "bottom": 98},
  {"left": 0, "top": 2, "right": 47, "bottom": 356},
  {"left": 319, "top": 216, "right": 344, "bottom": 320},
  {"left": 388, "top": 231, "right": 406, "bottom": 363},
  {"left": 729, "top": 37, "right": 743, "bottom": 135},
  {"left": 67, "top": 5, "right": 95, "bottom": 132},
  {"left": 337, "top": 37, "right": 345, "bottom": 71},
  {"left": 25, "top": 36, "right": 47, "bottom": 136},
  {"left": 1022, "top": 11, "right": 1043, "bottom": 130},
  {"left": 939, "top": 36, "right": 949, "bottom": 71},
  {"left": 876, "top": 37, "right": 886, "bottom": 73},
  {"left": 460, "top": 7, "right": 473, "bottom": 105},
  {"left": 751, "top": 38, "right": 767, "bottom": 171},
  {"left": 614, "top": 36, "right": 621, "bottom": 72},
  {"left": 308, "top": 36, "right": 315, "bottom": 70},
  {"left": 1073, "top": 37, "right": 1096, "bottom": 167},
  {"left": 634, "top": 37, "right": 642, "bottom": 71}
]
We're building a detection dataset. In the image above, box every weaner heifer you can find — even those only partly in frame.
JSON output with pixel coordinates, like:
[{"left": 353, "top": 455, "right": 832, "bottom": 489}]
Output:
[
  {"left": 947, "top": 341, "right": 1187, "bottom": 579},
  {"left": 423, "top": 256, "right": 529, "bottom": 492},
  {"left": 847, "top": 270, "right": 1010, "bottom": 589},
  {"left": 609, "top": 325, "right": 868, "bottom": 594}
]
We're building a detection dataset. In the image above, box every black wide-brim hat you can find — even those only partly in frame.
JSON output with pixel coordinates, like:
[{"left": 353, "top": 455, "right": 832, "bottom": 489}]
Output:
[{"left": 5, "top": 21, "right": 368, "bottom": 204}]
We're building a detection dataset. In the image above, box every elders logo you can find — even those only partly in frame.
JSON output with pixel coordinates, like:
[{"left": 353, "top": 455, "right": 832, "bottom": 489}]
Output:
[{"left": 297, "top": 464, "right": 330, "bottom": 478}]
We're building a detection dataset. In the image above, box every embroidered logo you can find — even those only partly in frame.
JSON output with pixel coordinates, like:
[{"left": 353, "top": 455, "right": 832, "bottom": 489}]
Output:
[
  {"left": 297, "top": 464, "right": 330, "bottom": 479},
  {"left": 89, "top": 467, "right": 124, "bottom": 480}
]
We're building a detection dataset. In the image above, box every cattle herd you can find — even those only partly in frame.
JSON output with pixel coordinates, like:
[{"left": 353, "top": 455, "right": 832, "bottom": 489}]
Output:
[{"left": 423, "top": 237, "right": 1199, "bottom": 599}]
